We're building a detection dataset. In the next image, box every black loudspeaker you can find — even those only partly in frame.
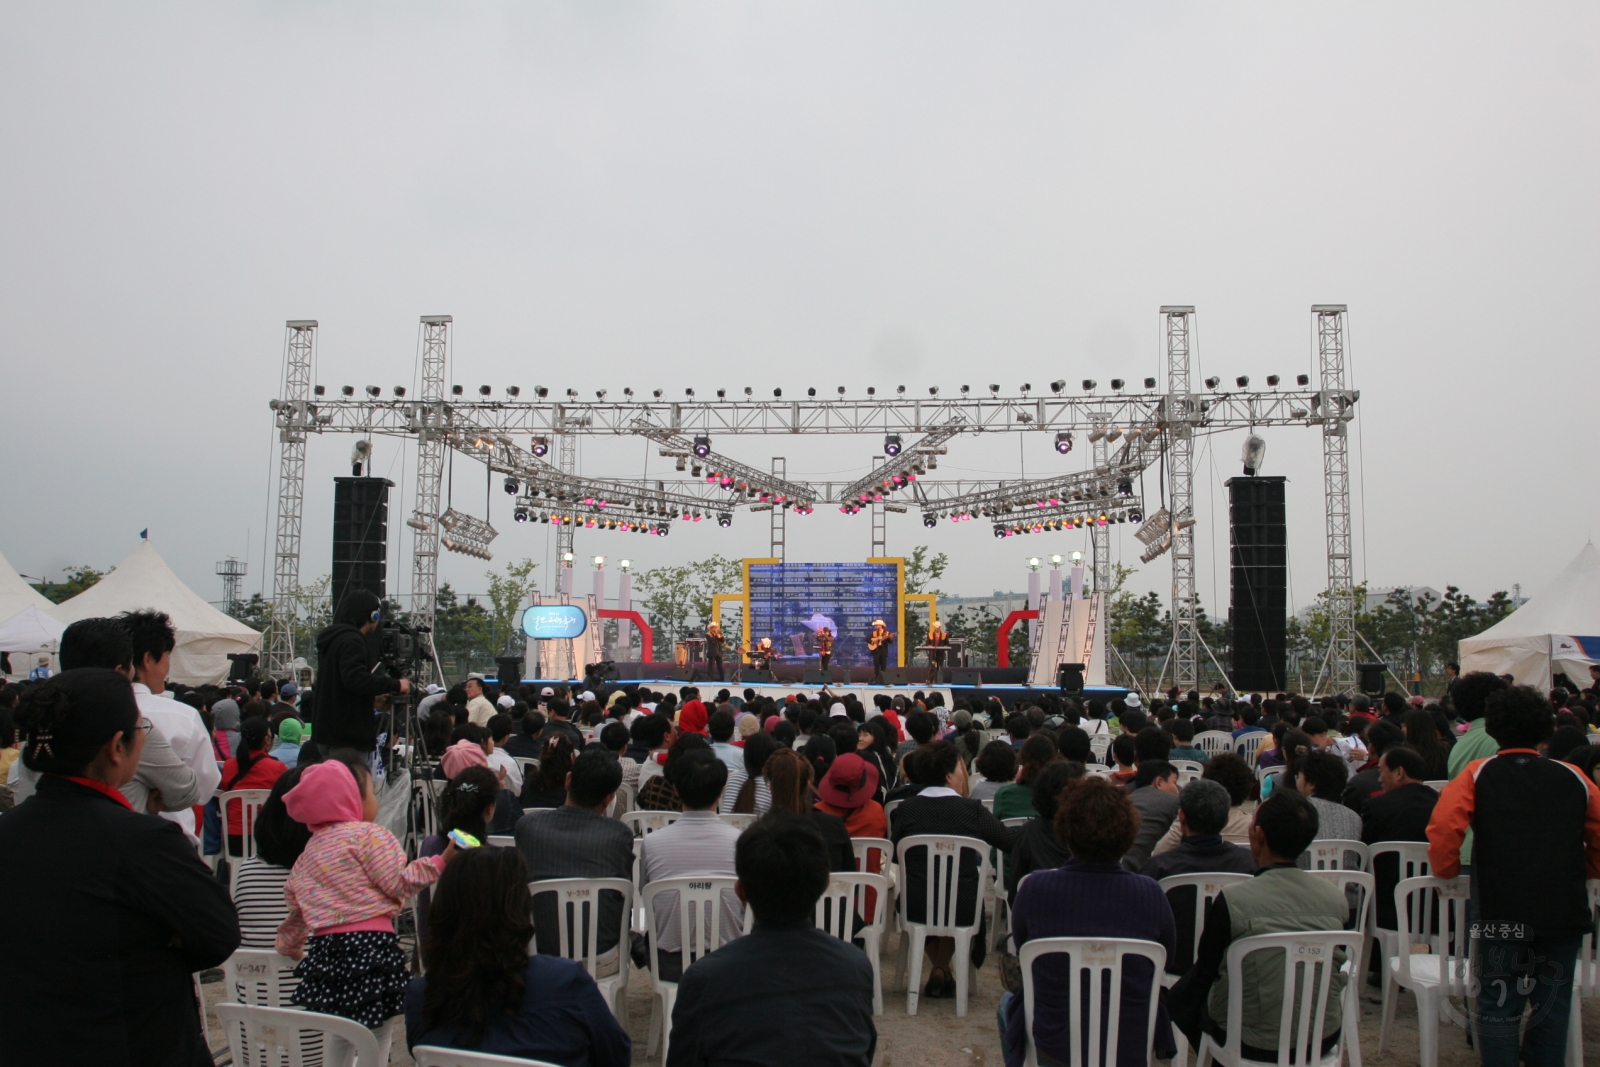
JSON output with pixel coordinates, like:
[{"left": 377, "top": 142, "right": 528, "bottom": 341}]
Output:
[
  {"left": 951, "top": 669, "right": 983, "bottom": 686},
  {"left": 803, "top": 669, "right": 830, "bottom": 685},
  {"left": 1358, "top": 663, "right": 1387, "bottom": 696},
  {"left": 1226, "top": 477, "right": 1288, "bottom": 691},
  {"left": 882, "top": 669, "right": 909, "bottom": 685},
  {"left": 1057, "top": 662, "right": 1086, "bottom": 693},
  {"left": 496, "top": 657, "right": 524, "bottom": 687},
  {"left": 670, "top": 668, "right": 693, "bottom": 681},
  {"left": 744, "top": 669, "right": 773, "bottom": 683},
  {"left": 332, "top": 477, "right": 393, "bottom": 611},
  {"left": 226, "top": 652, "right": 259, "bottom": 683}
]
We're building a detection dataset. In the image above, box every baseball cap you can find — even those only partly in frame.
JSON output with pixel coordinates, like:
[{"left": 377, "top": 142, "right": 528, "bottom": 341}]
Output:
[
  {"left": 580, "top": 691, "right": 596, "bottom": 702},
  {"left": 279, "top": 682, "right": 299, "bottom": 699},
  {"left": 829, "top": 702, "right": 848, "bottom": 717},
  {"left": 425, "top": 684, "right": 444, "bottom": 695},
  {"left": 952, "top": 709, "right": 973, "bottom": 729},
  {"left": 540, "top": 687, "right": 555, "bottom": 697},
  {"left": 497, "top": 694, "right": 515, "bottom": 709}
]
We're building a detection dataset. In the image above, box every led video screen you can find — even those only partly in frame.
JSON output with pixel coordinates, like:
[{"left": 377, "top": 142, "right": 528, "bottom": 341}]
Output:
[{"left": 746, "top": 562, "right": 900, "bottom": 667}]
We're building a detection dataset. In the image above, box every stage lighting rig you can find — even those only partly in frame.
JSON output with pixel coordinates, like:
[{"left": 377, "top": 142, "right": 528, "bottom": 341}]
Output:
[
  {"left": 365, "top": 385, "right": 380, "bottom": 397},
  {"left": 1111, "top": 379, "right": 1124, "bottom": 391},
  {"left": 1050, "top": 380, "right": 1066, "bottom": 393},
  {"left": 531, "top": 436, "right": 549, "bottom": 457},
  {"left": 692, "top": 436, "right": 712, "bottom": 458},
  {"left": 1055, "top": 432, "right": 1074, "bottom": 454},
  {"left": 883, "top": 435, "right": 902, "bottom": 456},
  {"left": 716, "top": 512, "right": 732, "bottom": 528},
  {"left": 1082, "top": 380, "right": 1096, "bottom": 391},
  {"left": 480, "top": 385, "right": 493, "bottom": 396},
  {"left": 503, "top": 477, "right": 520, "bottom": 495}
]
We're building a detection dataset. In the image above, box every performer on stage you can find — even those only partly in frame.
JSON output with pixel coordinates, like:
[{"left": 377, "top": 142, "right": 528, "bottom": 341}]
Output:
[
  {"left": 705, "top": 622, "right": 726, "bottom": 681},
  {"left": 815, "top": 626, "right": 834, "bottom": 673},
  {"left": 925, "top": 621, "right": 950, "bottom": 684},
  {"left": 867, "top": 620, "right": 895, "bottom": 685},
  {"left": 749, "top": 638, "right": 780, "bottom": 673}
]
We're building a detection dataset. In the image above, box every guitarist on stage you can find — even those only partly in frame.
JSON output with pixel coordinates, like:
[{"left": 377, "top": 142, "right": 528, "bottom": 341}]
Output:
[
  {"left": 925, "top": 621, "right": 950, "bottom": 684},
  {"left": 868, "top": 620, "right": 895, "bottom": 685},
  {"left": 815, "top": 627, "right": 834, "bottom": 673}
]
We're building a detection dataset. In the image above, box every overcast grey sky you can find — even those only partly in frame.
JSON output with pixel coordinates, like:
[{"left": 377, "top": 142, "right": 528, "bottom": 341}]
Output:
[{"left": 2, "top": 3, "right": 1595, "bottom": 613}]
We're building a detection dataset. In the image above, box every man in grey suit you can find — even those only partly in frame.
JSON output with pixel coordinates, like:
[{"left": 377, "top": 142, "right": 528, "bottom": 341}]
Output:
[
  {"left": 515, "top": 748, "right": 635, "bottom": 966},
  {"left": 1122, "top": 760, "right": 1181, "bottom": 871}
]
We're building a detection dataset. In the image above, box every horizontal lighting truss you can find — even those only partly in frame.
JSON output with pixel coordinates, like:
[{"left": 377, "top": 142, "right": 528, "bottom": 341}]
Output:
[{"left": 631, "top": 422, "right": 819, "bottom": 509}]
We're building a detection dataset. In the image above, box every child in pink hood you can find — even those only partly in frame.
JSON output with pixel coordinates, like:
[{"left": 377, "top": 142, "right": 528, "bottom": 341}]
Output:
[{"left": 277, "top": 756, "right": 454, "bottom": 1061}]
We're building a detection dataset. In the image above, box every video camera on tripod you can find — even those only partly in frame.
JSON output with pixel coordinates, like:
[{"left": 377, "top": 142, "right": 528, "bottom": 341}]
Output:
[{"left": 377, "top": 619, "right": 429, "bottom": 677}]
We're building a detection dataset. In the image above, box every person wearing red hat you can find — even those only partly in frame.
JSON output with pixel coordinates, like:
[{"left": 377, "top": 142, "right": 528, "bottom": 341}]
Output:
[
  {"left": 678, "top": 699, "right": 709, "bottom": 737},
  {"left": 816, "top": 753, "right": 887, "bottom": 839}
]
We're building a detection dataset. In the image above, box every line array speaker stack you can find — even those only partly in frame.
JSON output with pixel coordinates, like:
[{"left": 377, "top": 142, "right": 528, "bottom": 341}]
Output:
[
  {"left": 1226, "top": 476, "right": 1287, "bottom": 692},
  {"left": 332, "top": 476, "right": 393, "bottom": 612}
]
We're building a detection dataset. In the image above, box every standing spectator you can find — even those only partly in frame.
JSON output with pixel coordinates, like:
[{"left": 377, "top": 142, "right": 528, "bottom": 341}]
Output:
[
  {"left": 0, "top": 670, "right": 239, "bottom": 1065},
  {"left": 1168, "top": 791, "right": 1350, "bottom": 1060},
  {"left": 640, "top": 752, "right": 743, "bottom": 981},
  {"left": 406, "top": 847, "right": 631, "bottom": 1065},
  {"left": 1427, "top": 685, "right": 1600, "bottom": 1067},
  {"left": 666, "top": 811, "right": 876, "bottom": 1067},
  {"left": 119, "top": 610, "right": 222, "bottom": 846},
  {"left": 1000, "top": 776, "right": 1177, "bottom": 1067},
  {"left": 1360, "top": 745, "right": 1438, "bottom": 934},
  {"left": 516, "top": 749, "right": 634, "bottom": 966},
  {"left": 308, "top": 590, "right": 409, "bottom": 757},
  {"left": 1294, "top": 750, "right": 1363, "bottom": 841}
]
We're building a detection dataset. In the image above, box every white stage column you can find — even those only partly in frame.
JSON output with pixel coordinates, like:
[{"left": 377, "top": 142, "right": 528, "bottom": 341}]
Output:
[
  {"left": 1027, "top": 569, "right": 1041, "bottom": 646},
  {"left": 1048, "top": 565, "right": 1064, "bottom": 609},
  {"left": 560, "top": 562, "right": 574, "bottom": 596},
  {"left": 592, "top": 565, "right": 607, "bottom": 657},
  {"left": 617, "top": 570, "right": 633, "bottom": 659}
]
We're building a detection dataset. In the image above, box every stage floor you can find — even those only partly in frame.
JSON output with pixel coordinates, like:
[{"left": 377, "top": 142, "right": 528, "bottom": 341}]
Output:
[{"left": 518, "top": 677, "right": 1130, "bottom": 709}]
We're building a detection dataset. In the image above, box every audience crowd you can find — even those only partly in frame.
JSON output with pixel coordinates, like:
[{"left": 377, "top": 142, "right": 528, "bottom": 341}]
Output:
[{"left": 1, "top": 605, "right": 1599, "bottom": 1067}]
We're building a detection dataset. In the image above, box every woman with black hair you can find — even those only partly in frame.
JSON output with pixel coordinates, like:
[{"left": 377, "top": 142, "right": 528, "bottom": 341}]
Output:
[
  {"left": 522, "top": 733, "right": 575, "bottom": 809},
  {"left": 219, "top": 716, "right": 289, "bottom": 857},
  {"left": 404, "top": 847, "right": 631, "bottom": 1065},
  {"left": 857, "top": 715, "right": 899, "bottom": 802},
  {"left": 1400, "top": 708, "right": 1450, "bottom": 781},
  {"left": 415, "top": 766, "right": 500, "bottom": 943},
  {"left": 0, "top": 669, "right": 240, "bottom": 1065}
]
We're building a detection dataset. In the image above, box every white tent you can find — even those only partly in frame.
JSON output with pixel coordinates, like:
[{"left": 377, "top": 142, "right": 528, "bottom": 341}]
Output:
[
  {"left": 50, "top": 539, "right": 263, "bottom": 685},
  {"left": 0, "top": 605, "right": 67, "bottom": 657},
  {"left": 0, "top": 548, "right": 54, "bottom": 620},
  {"left": 1459, "top": 542, "right": 1600, "bottom": 691}
]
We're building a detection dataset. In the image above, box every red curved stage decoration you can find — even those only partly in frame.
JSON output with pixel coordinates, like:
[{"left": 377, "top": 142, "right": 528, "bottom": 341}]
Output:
[
  {"left": 995, "top": 609, "right": 1039, "bottom": 668},
  {"left": 596, "top": 609, "right": 653, "bottom": 664}
]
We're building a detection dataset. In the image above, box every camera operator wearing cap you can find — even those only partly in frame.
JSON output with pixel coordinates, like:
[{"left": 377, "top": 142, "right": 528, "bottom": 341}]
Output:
[{"left": 311, "top": 590, "right": 409, "bottom": 759}]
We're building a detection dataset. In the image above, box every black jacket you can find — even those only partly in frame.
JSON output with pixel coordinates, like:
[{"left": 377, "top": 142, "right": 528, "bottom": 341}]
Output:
[
  {"left": 312, "top": 622, "right": 402, "bottom": 752},
  {"left": 0, "top": 776, "right": 240, "bottom": 1066},
  {"left": 1361, "top": 782, "right": 1438, "bottom": 930}
]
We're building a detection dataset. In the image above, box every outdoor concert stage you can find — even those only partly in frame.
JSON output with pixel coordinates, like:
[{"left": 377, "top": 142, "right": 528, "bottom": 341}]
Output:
[{"left": 520, "top": 674, "right": 1131, "bottom": 709}]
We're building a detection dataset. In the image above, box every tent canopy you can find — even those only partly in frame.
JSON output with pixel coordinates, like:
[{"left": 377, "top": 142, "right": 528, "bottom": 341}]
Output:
[
  {"left": 0, "top": 605, "right": 67, "bottom": 658},
  {"left": 1459, "top": 542, "right": 1600, "bottom": 691},
  {"left": 49, "top": 540, "right": 262, "bottom": 686},
  {"left": 0, "top": 548, "right": 54, "bottom": 621}
]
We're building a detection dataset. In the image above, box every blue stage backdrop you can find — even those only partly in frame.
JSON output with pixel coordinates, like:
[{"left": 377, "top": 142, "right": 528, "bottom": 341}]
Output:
[{"left": 747, "top": 562, "right": 899, "bottom": 667}]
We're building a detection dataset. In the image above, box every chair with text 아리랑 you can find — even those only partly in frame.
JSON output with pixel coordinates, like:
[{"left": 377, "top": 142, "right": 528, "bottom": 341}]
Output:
[
  {"left": 527, "top": 876, "right": 635, "bottom": 1024},
  {"left": 640, "top": 874, "right": 742, "bottom": 1064},
  {"left": 1195, "top": 929, "right": 1362, "bottom": 1067},
  {"left": 1017, "top": 937, "right": 1168, "bottom": 1067},
  {"left": 814, "top": 870, "right": 891, "bottom": 1015},
  {"left": 894, "top": 834, "right": 992, "bottom": 1017}
]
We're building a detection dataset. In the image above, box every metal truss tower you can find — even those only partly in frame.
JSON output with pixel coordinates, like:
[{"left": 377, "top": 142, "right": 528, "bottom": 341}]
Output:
[
  {"left": 1162, "top": 306, "right": 1200, "bottom": 691},
  {"left": 770, "top": 457, "right": 787, "bottom": 560},
  {"left": 1315, "top": 305, "right": 1357, "bottom": 693},
  {"left": 1088, "top": 413, "right": 1112, "bottom": 598},
  {"left": 266, "top": 320, "right": 316, "bottom": 675},
  {"left": 556, "top": 427, "right": 578, "bottom": 563},
  {"left": 409, "top": 316, "right": 450, "bottom": 678}
]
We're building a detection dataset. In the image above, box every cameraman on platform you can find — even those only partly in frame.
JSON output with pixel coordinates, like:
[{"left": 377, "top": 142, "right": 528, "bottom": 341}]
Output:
[{"left": 311, "top": 589, "right": 409, "bottom": 759}]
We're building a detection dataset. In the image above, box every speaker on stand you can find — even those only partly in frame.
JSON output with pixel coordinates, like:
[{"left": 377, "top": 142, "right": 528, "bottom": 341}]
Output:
[
  {"left": 1226, "top": 476, "right": 1288, "bottom": 692},
  {"left": 332, "top": 476, "right": 394, "bottom": 611}
]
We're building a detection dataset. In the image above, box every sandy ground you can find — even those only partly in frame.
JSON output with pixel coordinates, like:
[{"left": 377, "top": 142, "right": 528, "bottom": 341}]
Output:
[{"left": 203, "top": 925, "right": 1600, "bottom": 1066}]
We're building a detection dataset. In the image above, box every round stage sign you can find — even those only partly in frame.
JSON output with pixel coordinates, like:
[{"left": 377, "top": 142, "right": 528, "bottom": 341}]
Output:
[{"left": 520, "top": 604, "right": 588, "bottom": 639}]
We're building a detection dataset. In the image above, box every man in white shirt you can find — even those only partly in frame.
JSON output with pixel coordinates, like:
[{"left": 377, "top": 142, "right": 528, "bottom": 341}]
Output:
[
  {"left": 640, "top": 752, "right": 743, "bottom": 979},
  {"left": 465, "top": 676, "right": 496, "bottom": 727},
  {"left": 123, "top": 610, "right": 220, "bottom": 845},
  {"left": 484, "top": 713, "right": 525, "bottom": 796}
]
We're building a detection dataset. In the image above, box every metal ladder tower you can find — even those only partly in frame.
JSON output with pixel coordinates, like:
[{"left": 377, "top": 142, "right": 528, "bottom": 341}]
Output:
[
  {"left": 1162, "top": 306, "right": 1200, "bottom": 691},
  {"left": 771, "top": 457, "right": 787, "bottom": 560},
  {"left": 1089, "top": 411, "right": 1113, "bottom": 598},
  {"left": 1315, "top": 305, "right": 1358, "bottom": 694},
  {"left": 265, "top": 320, "right": 317, "bottom": 675},
  {"left": 408, "top": 315, "right": 450, "bottom": 682},
  {"left": 556, "top": 423, "right": 578, "bottom": 563}
]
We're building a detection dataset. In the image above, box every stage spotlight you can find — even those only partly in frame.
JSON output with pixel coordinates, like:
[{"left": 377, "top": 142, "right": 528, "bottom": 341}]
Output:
[
  {"left": 883, "top": 434, "right": 903, "bottom": 456},
  {"left": 1117, "top": 478, "right": 1133, "bottom": 496},
  {"left": 1129, "top": 507, "right": 1143, "bottom": 523},
  {"left": 1055, "top": 432, "right": 1074, "bottom": 454},
  {"left": 1235, "top": 376, "right": 1249, "bottom": 389},
  {"left": 744, "top": 386, "right": 753, "bottom": 396},
  {"left": 1019, "top": 383, "right": 1031, "bottom": 395},
  {"left": 959, "top": 384, "right": 970, "bottom": 395},
  {"left": 993, "top": 525, "right": 1007, "bottom": 538},
  {"left": 692, "top": 436, "right": 711, "bottom": 458},
  {"left": 1266, "top": 375, "right": 1280, "bottom": 387},
  {"left": 716, "top": 388, "right": 725, "bottom": 398},
  {"left": 531, "top": 436, "right": 549, "bottom": 457},
  {"left": 365, "top": 385, "right": 381, "bottom": 397},
  {"left": 807, "top": 387, "right": 816, "bottom": 396},
  {"left": 1082, "top": 379, "right": 1097, "bottom": 391},
  {"left": 717, "top": 512, "right": 732, "bottom": 528},
  {"left": 773, "top": 388, "right": 782, "bottom": 397},
  {"left": 685, "top": 388, "right": 695, "bottom": 398},
  {"left": 1204, "top": 376, "right": 1220, "bottom": 390},
  {"left": 928, "top": 386, "right": 939, "bottom": 396},
  {"left": 342, "top": 385, "right": 356, "bottom": 396},
  {"left": 505, "top": 386, "right": 520, "bottom": 398},
  {"left": 837, "top": 386, "right": 846, "bottom": 396},
  {"left": 1144, "top": 377, "right": 1157, "bottom": 389},
  {"left": 1105, "top": 426, "right": 1122, "bottom": 442},
  {"left": 534, "top": 386, "right": 548, "bottom": 397},
  {"left": 923, "top": 514, "right": 937, "bottom": 529},
  {"left": 989, "top": 384, "right": 1000, "bottom": 395},
  {"left": 1049, "top": 380, "right": 1066, "bottom": 393},
  {"left": 595, "top": 388, "right": 606, "bottom": 399},
  {"left": 896, "top": 385, "right": 906, "bottom": 395},
  {"left": 513, "top": 507, "right": 528, "bottom": 523},
  {"left": 867, "top": 387, "right": 876, "bottom": 396},
  {"left": 1111, "top": 379, "right": 1125, "bottom": 390},
  {"left": 480, "top": 385, "right": 493, "bottom": 396},
  {"left": 313, "top": 385, "right": 326, "bottom": 397},
  {"left": 1296, "top": 374, "right": 1310, "bottom": 386},
  {"left": 393, "top": 386, "right": 406, "bottom": 397},
  {"left": 690, "top": 464, "right": 702, "bottom": 477},
  {"left": 652, "top": 388, "right": 664, "bottom": 398},
  {"left": 503, "top": 477, "right": 520, "bottom": 495},
  {"left": 623, "top": 387, "right": 634, "bottom": 397}
]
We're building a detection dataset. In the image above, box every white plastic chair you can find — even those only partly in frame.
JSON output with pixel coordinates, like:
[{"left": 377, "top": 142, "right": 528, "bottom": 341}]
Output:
[
  {"left": 1195, "top": 929, "right": 1360, "bottom": 1067},
  {"left": 621, "top": 809, "right": 680, "bottom": 837},
  {"left": 994, "top": 816, "right": 1030, "bottom": 945},
  {"left": 815, "top": 870, "right": 891, "bottom": 1015},
  {"left": 1017, "top": 937, "right": 1168, "bottom": 1067},
  {"left": 1157, "top": 873, "right": 1254, "bottom": 982},
  {"left": 218, "top": 788, "right": 272, "bottom": 899},
  {"left": 527, "top": 877, "right": 634, "bottom": 1023},
  {"left": 1089, "top": 734, "right": 1113, "bottom": 762},
  {"left": 1084, "top": 764, "right": 1115, "bottom": 778},
  {"left": 1306, "top": 869, "right": 1377, "bottom": 1067},
  {"left": 513, "top": 755, "right": 541, "bottom": 782},
  {"left": 851, "top": 836, "right": 896, "bottom": 933},
  {"left": 608, "top": 779, "right": 637, "bottom": 818},
  {"left": 1170, "top": 758, "right": 1205, "bottom": 776},
  {"left": 717, "top": 812, "right": 757, "bottom": 831},
  {"left": 414, "top": 1048, "right": 561, "bottom": 1067},
  {"left": 640, "top": 875, "right": 741, "bottom": 1064},
  {"left": 1423, "top": 780, "right": 1448, "bottom": 792},
  {"left": 883, "top": 798, "right": 904, "bottom": 830},
  {"left": 1300, "top": 839, "right": 1369, "bottom": 872},
  {"left": 980, "top": 797, "right": 995, "bottom": 813},
  {"left": 222, "top": 950, "right": 324, "bottom": 1065},
  {"left": 1194, "top": 730, "right": 1235, "bottom": 757},
  {"left": 1231, "top": 731, "right": 1267, "bottom": 764},
  {"left": 216, "top": 1002, "right": 378, "bottom": 1067},
  {"left": 1380, "top": 875, "right": 1473, "bottom": 1067},
  {"left": 1565, "top": 878, "right": 1600, "bottom": 1067},
  {"left": 1366, "top": 841, "right": 1431, "bottom": 1014},
  {"left": 893, "top": 834, "right": 991, "bottom": 1016},
  {"left": 486, "top": 834, "right": 515, "bottom": 848}
]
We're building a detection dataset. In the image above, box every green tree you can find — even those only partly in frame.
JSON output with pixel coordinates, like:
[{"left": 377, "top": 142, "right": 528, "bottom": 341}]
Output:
[
  {"left": 33, "top": 565, "right": 108, "bottom": 604},
  {"left": 903, "top": 545, "right": 950, "bottom": 654},
  {"left": 634, "top": 554, "right": 744, "bottom": 651},
  {"left": 230, "top": 593, "right": 272, "bottom": 632}
]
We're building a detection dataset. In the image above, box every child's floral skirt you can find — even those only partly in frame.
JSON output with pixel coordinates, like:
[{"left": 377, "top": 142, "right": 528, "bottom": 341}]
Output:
[{"left": 291, "top": 930, "right": 408, "bottom": 1028}]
